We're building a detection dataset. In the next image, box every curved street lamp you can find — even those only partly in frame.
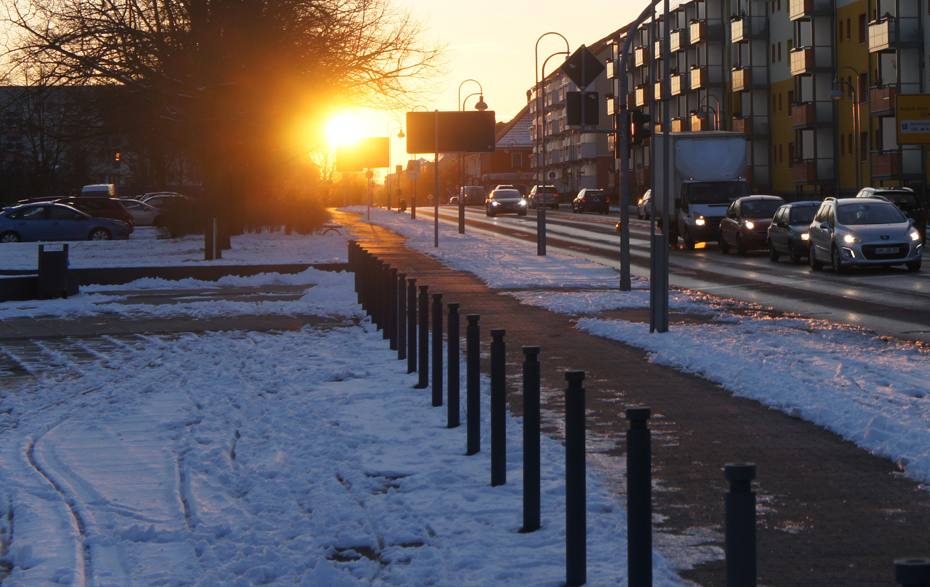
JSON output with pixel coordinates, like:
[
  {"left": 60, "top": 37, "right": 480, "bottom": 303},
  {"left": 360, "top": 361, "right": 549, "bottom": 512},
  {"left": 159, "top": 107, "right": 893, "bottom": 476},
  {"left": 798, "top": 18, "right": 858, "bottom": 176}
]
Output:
[
  {"left": 699, "top": 93, "right": 721, "bottom": 130},
  {"left": 535, "top": 32, "right": 571, "bottom": 256},
  {"left": 456, "top": 79, "right": 488, "bottom": 233},
  {"left": 831, "top": 66, "right": 862, "bottom": 193}
]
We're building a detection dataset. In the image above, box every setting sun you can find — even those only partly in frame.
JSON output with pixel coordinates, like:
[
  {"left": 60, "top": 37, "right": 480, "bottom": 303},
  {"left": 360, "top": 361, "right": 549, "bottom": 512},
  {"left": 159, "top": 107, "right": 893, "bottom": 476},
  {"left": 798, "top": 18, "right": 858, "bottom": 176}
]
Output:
[{"left": 326, "top": 113, "right": 365, "bottom": 146}]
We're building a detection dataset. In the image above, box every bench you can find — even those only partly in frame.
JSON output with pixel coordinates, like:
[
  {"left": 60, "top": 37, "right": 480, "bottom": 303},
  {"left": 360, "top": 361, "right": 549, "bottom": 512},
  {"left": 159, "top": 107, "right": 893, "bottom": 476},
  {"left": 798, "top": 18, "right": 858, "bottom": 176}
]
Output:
[{"left": 320, "top": 222, "right": 343, "bottom": 236}]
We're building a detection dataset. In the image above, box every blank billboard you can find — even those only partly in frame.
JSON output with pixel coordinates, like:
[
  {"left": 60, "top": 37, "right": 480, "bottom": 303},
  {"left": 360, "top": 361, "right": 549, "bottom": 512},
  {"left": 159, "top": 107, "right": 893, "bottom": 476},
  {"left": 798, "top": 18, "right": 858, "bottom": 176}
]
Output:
[{"left": 405, "top": 111, "right": 496, "bottom": 154}]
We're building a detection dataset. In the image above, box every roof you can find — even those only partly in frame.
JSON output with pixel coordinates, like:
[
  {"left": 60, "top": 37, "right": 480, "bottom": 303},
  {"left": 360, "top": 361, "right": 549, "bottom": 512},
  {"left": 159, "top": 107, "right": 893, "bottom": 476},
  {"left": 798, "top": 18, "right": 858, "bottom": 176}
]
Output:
[{"left": 495, "top": 103, "right": 534, "bottom": 149}]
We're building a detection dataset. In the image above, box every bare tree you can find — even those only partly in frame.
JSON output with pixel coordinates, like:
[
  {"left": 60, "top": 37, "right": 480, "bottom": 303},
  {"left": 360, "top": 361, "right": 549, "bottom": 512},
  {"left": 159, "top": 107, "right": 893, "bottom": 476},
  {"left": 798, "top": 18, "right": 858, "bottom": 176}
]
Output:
[{"left": 2, "top": 0, "right": 445, "bottom": 242}]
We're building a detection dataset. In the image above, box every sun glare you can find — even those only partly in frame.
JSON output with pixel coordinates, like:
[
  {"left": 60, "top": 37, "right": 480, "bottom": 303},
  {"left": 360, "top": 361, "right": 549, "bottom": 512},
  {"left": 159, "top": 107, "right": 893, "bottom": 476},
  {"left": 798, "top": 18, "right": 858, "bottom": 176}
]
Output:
[{"left": 326, "top": 113, "right": 365, "bottom": 146}]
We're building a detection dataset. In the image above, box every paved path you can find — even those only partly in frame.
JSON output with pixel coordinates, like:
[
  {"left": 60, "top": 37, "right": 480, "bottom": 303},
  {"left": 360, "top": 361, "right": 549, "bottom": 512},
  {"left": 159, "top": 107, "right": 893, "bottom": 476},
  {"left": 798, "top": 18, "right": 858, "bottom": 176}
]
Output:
[
  {"left": 2, "top": 210, "right": 929, "bottom": 586},
  {"left": 338, "top": 210, "right": 930, "bottom": 587}
]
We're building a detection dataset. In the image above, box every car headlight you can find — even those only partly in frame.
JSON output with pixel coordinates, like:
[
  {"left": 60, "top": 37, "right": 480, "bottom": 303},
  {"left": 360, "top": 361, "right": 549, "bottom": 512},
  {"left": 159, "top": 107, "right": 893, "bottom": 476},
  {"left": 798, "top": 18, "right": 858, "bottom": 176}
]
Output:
[
  {"left": 491, "top": 201, "right": 499, "bottom": 206},
  {"left": 842, "top": 233, "right": 860, "bottom": 244},
  {"left": 909, "top": 229, "right": 921, "bottom": 241},
  {"left": 744, "top": 220, "right": 755, "bottom": 230},
  {"left": 695, "top": 216, "right": 706, "bottom": 226},
  {"left": 800, "top": 232, "right": 810, "bottom": 241},
  {"left": 518, "top": 200, "right": 527, "bottom": 206}
]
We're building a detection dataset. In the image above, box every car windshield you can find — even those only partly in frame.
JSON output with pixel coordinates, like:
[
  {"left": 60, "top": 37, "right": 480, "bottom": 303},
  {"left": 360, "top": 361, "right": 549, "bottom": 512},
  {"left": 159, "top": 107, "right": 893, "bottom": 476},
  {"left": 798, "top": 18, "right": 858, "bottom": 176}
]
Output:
[
  {"left": 837, "top": 202, "right": 906, "bottom": 225},
  {"left": 683, "top": 181, "right": 750, "bottom": 205},
  {"left": 494, "top": 190, "right": 522, "bottom": 200},
  {"left": 876, "top": 192, "right": 918, "bottom": 206},
  {"left": 788, "top": 206, "right": 818, "bottom": 225},
  {"left": 741, "top": 199, "right": 783, "bottom": 218}
]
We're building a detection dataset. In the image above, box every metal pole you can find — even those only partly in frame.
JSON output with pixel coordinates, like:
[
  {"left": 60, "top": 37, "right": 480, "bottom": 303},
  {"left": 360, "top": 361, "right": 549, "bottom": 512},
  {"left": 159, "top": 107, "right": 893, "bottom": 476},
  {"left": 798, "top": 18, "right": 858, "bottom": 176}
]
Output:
[
  {"left": 434, "top": 110, "right": 440, "bottom": 248},
  {"left": 416, "top": 284, "right": 429, "bottom": 389},
  {"left": 490, "top": 329, "right": 506, "bottom": 487},
  {"left": 521, "top": 346, "right": 541, "bottom": 533},
  {"left": 725, "top": 462, "right": 757, "bottom": 587},
  {"left": 447, "top": 303, "right": 460, "bottom": 428},
  {"left": 388, "top": 267, "right": 398, "bottom": 350},
  {"left": 431, "top": 292, "right": 443, "bottom": 407},
  {"left": 626, "top": 406, "right": 652, "bottom": 587},
  {"left": 397, "top": 272, "right": 407, "bottom": 361},
  {"left": 466, "top": 314, "right": 480, "bottom": 455},
  {"left": 407, "top": 278, "right": 417, "bottom": 374},
  {"left": 565, "top": 370, "right": 586, "bottom": 587}
]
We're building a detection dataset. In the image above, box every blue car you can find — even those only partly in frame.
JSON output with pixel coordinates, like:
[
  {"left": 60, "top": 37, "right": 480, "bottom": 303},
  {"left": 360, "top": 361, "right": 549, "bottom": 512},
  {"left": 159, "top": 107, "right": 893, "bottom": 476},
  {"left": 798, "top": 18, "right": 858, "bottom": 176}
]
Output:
[{"left": 0, "top": 202, "right": 132, "bottom": 243}]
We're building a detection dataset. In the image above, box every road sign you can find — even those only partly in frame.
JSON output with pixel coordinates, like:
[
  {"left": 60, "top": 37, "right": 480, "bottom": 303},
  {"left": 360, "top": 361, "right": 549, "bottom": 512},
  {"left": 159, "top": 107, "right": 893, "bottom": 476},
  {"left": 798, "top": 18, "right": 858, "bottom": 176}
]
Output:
[
  {"left": 560, "top": 45, "right": 605, "bottom": 90},
  {"left": 896, "top": 94, "right": 930, "bottom": 145},
  {"left": 406, "top": 159, "right": 420, "bottom": 181},
  {"left": 405, "top": 111, "right": 497, "bottom": 154}
]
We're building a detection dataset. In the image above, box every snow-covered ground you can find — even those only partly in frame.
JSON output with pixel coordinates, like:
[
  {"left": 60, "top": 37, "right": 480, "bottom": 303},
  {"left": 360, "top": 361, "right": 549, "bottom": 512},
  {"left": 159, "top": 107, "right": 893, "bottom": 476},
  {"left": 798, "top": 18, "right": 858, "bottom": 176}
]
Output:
[{"left": 1, "top": 207, "right": 930, "bottom": 585}]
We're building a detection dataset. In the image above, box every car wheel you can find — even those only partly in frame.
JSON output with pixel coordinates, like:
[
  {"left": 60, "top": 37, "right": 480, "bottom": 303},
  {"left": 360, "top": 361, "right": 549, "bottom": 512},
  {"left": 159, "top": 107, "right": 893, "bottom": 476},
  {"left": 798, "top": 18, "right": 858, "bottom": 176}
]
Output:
[
  {"left": 788, "top": 242, "right": 802, "bottom": 265},
  {"left": 683, "top": 229, "right": 695, "bottom": 250},
  {"left": 89, "top": 228, "right": 112, "bottom": 241},
  {"left": 809, "top": 245, "right": 823, "bottom": 270},
  {"left": 719, "top": 234, "right": 729, "bottom": 254},
  {"left": 769, "top": 243, "right": 780, "bottom": 262},
  {"left": 736, "top": 234, "right": 747, "bottom": 256},
  {"left": 831, "top": 245, "right": 846, "bottom": 274},
  {"left": 0, "top": 231, "right": 22, "bottom": 243},
  {"left": 907, "top": 258, "right": 922, "bottom": 272}
]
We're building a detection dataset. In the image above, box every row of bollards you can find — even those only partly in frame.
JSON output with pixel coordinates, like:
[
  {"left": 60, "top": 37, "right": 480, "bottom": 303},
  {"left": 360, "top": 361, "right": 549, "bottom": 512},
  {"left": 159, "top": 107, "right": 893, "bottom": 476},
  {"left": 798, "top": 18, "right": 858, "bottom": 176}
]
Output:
[{"left": 348, "top": 240, "right": 923, "bottom": 587}]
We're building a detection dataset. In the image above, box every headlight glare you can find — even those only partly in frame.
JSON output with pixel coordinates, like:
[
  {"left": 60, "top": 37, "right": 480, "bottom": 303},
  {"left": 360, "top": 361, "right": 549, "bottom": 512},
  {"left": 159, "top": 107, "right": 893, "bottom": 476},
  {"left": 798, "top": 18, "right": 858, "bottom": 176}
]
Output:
[
  {"left": 800, "top": 232, "right": 810, "bottom": 241},
  {"left": 909, "top": 229, "right": 921, "bottom": 241},
  {"left": 744, "top": 220, "right": 755, "bottom": 230},
  {"left": 843, "top": 233, "right": 859, "bottom": 244},
  {"left": 695, "top": 216, "right": 706, "bottom": 226}
]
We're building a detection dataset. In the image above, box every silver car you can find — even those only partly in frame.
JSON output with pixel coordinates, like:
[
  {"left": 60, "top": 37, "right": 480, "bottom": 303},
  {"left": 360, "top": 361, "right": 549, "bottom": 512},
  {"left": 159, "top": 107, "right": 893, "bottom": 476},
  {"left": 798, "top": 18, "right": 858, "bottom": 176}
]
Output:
[{"left": 808, "top": 197, "right": 922, "bottom": 273}]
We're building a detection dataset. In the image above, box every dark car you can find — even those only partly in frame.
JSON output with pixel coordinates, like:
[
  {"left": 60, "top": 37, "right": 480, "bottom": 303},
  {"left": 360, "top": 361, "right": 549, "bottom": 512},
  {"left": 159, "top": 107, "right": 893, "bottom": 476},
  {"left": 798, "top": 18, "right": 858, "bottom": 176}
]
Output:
[
  {"left": 571, "top": 189, "right": 610, "bottom": 214},
  {"left": 637, "top": 189, "right": 652, "bottom": 220},
  {"left": 485, "top": 188, "right": 527, "bottom": 217},
  {"left": 56, "top": 197, "right": 134, "bottom": 228},
  {"left": 719, "top": 195, "right": 786, "bottom": 255},
  {"left": 0, "top": 203, "right": 131, "bottom": 242},
  {"left": 768, "top": 201, "right": 821, "bottom": 264},
  {"left": 528, "top": 185, "right": 559, "bottom": 210},
  {"left": 856, "top": 187, "right": 926, "bottom": 242}
]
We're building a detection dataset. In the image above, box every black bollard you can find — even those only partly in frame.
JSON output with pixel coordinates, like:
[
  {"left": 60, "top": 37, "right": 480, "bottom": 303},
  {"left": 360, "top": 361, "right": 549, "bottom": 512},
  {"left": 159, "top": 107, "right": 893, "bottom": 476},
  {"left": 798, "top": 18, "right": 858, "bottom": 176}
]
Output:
[
  {"left": 565, "top": 370, "right": 586, "bottom": 587},
  {"left": 380, "top": 262, "right": 390, "bottom": 340},
  {"left": 490, "top": 329, "right": 507, "bottom": 487},
  {"left": 626, "top": 406, "right": 652, "bottom": 587},
  {"left": 407, "top": 278, "right": 417, "bottom": 374},
  {"left": 397, "top": 272, "right": 407, "bottom": 361},
  {"left": 388, "top": 267, "right": 398, "bottom": 349},
  {"left": 466, "top": 315, "right": 480, "bottom": 456},
  {"left": 431, "top": 293, "right": 444, "bottom": 407},
  {"left": 416, "top": 285, "right": 429, "bottom": 389},
  {"left": 725, "top": 463, "right": 757, "bottom": 587},
  {"left": 447, "top": 303, "right": 460, "bottom": 428},
  {"left": 521, "top": 346, "right": 541, "bottom": 533},
  {"left": 896, "top": 558, "right": 930, "bottom": 587}
]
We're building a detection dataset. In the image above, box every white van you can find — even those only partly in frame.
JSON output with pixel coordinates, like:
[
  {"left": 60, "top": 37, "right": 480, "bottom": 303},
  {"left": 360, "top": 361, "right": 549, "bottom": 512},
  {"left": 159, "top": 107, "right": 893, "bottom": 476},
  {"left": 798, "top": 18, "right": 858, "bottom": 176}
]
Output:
[{"left": 81, "top": 184, "right": 116, "bottom": 197}]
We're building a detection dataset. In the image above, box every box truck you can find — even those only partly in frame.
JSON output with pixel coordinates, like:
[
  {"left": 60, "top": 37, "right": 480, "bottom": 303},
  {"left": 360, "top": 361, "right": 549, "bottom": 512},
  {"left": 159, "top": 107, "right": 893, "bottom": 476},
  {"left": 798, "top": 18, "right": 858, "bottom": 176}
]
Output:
[{"left": 653, "top": 131, "right": 750, "bottom": 249}]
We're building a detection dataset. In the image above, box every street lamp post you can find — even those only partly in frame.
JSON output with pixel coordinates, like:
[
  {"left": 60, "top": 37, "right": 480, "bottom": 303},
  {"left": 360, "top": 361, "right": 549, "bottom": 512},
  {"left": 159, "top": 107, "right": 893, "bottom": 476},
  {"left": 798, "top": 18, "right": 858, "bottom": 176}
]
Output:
[
  {"left": 535, "top": 32, "right": 571, "bottom": 256},
  {"left": 698, "top": 93, "right": 721, "bottom": 130},
  {"left": 457, "top": 79, "right": 487, "bottom": 234},
  {"left": 693, "top": 104, "right": 718, "bottom": 131},
  {"left": 831, "top": 66, "right": 862, "bottom": 194},
  {"left": 386, "top": 119, "right": 405, "bottom": 211}
]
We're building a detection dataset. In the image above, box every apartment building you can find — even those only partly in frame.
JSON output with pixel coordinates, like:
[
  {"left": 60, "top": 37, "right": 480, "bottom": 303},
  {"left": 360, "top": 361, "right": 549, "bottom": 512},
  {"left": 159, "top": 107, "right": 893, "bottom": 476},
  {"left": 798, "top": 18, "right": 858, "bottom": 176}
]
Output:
[{"left": 573, "top": 0, "right": 930, "bottom": 202}]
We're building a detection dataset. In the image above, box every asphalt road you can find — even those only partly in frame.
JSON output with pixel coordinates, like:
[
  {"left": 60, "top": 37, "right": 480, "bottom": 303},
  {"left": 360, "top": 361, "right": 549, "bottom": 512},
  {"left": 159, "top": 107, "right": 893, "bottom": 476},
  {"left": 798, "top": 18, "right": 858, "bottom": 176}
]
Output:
[{"left": 417, "top": 205, "right": 930, "bottom": 344}]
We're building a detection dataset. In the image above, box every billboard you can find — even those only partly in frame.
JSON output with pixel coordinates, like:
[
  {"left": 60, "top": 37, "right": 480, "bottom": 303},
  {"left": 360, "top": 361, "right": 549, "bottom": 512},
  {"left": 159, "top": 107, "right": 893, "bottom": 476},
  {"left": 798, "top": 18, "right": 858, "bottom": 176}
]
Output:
[
  {"left": 896, "top": 94, "right": 930, "bottom": 145},
  {"left": 336, "top": 137, "right": 390, "bottom": 171},
  {"left": 405, "top": 111, "right": 496, "bottom": 154}
]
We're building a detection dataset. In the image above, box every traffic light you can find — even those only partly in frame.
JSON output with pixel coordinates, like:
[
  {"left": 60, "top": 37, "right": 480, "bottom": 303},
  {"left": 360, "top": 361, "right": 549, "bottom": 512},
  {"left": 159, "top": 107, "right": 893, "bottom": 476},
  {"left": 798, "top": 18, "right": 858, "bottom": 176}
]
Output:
[{"left": 630, "top": 111, "right": 651, "bottom": 145}]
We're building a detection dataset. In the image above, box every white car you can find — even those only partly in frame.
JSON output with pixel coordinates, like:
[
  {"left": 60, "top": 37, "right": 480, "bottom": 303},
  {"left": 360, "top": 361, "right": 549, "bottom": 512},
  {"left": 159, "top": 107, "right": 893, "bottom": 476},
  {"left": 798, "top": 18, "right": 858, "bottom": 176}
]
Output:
[{"left": 120, "top": 199, "right": 159, "bottom": 226}]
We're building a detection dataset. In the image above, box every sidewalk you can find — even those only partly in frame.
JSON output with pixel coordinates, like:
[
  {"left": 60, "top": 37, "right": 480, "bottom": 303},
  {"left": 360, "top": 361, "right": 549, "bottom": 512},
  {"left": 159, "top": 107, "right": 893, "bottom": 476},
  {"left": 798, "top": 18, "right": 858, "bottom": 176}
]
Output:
[
  {"left": 2, "top": 212, "right": 928, "bottom": 586},
  {"left": 337, "top": 210, "right": 930, "bottom": 587}
]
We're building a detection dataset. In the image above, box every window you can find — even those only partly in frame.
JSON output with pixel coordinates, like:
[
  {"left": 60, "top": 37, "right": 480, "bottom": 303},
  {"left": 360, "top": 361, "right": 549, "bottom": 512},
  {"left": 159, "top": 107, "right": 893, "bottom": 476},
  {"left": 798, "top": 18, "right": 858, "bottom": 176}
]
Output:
[
  {"left": 858, "top": 14, "right": 866, "bottom": 44},
  {"left": 788, "top": 90, "right": 794, "bottom": 106},
  {"left": 859, "top": 73, "right": 868, "bottom": 100},
  {"left": 511, "top": 153, "right": 523, "bottom": 169},
  {"left": 846, "top": 18, "right": 852, "bottom": 41}
]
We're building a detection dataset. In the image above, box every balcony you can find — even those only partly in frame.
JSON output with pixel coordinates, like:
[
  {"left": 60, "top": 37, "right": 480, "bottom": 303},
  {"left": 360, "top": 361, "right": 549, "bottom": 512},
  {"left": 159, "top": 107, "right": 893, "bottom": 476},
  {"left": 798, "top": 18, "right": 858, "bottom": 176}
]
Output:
[
  {"left": 635, "top": 85, "right": 651, "bottom": 107},
  {"left": 733, "top": 117, "right": 753, "bottom": 135},
  {"left": 870, "top": 150, "right": 900, "bottom": 177},
  {"left": 655, "top": 81, "right": 664, "bottom": 101},
  {"left": 731, "top": 17, "right": 747, "bottom": 42},
  {"left": 606, "top": 97, "right": 618, "bottom": 116},
  {"left": 670, "top": 29, "right": 687, "bottom": 52},
  {"left": 691, "top": 114, "right": 712, "bottom": 131},
  {"left": 868, "top": 17, "right": 919, "bottom": 53},
  {"left": 792, "top": 159, "right": 817, "bottom": 183},
  {"left": 671, "top": 73, "right": 685, "bottom": 96},
  {"left": 790, "top": 48, "right": 814, "bottom": 76},
  {"left": 869, "top": 86, "right": 897, "bottom": 115},
  {"left": 690, "top": 20, "right": 707, "bottom": 44},
  {"left": 790, "top": 102, "right": 815, "bottom": 127},
  {"left": 789, "top": 0, "right": 810, "bottom": 20},
  {"left": 732, "top": 67, "right": 750, "bottom": 92},
  {"left": 606, "top": 60, "right": 617, "bottom": 80},
  {"left": 690, "top": 66, "right": 707, "bottom": 90},
  {"left": 634, "top": 47, "right": 648, "bottom": 68},
  {"left": 671, "top": 117, "right": 690, "bottom": 132}
]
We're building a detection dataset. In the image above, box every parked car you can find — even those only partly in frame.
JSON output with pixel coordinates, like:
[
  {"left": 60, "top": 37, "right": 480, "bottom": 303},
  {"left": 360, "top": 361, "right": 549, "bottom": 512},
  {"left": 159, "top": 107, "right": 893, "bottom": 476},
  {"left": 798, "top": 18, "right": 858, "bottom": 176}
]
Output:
[
  {"left": 808, "top": 197, "right": 922, "bottom": 272},
  {"left": 855, "top": 187, "right": 927, "bottom": 242},
  {"left": 767, "top": 201, "right": 821, "bottom": 264},
  {"left": 485, "top": 188, "right": 527, "bottom": 217},
  {"left": 637, "top": 189, "right": 652, "bottom": 220},
  {"left": 0, "top": 203, "right": 131, "bottom": 242},
  {"left": 80, "top": 183, "right": 116, "bottom": 197},
  {"left": 55, "top": 197, "right": 134, "bottom": 228},
  {"left": 571, "top": 189, "right": 610, "bottom": 214},
  {"left": 120, "top": 199, "right": 159, "bottom": 226},
  {"left": 141, "top": 194, "right": 192, "bottom": 210},
  {"left": 719, "top": 195, "right": 785, "bottom": 255},
  {"left": 528, "top": 185, "right": 559, "bottom": 210},
  {"left": 139, "top": 191, "right": 181, "bottom": 203}
]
